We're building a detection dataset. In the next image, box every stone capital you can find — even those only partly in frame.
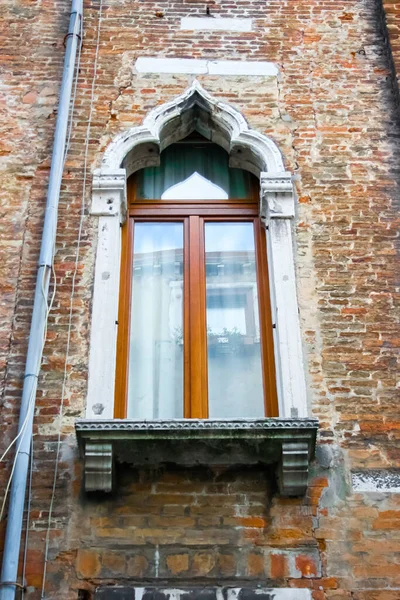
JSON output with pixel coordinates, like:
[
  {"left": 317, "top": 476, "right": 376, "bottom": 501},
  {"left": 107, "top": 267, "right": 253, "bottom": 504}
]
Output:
[
  {"left": 260, "top": 171, "right": 295, "bottom": 223},
  {"left": 91, "top": 168, "right": 127, "bottom": 222}
]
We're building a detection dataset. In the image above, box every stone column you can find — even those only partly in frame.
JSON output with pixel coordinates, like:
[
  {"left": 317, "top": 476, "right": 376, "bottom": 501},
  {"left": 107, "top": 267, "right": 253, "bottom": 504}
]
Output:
[
  {"left": 260, "top": 172, "right": 308, "bottom": 418},
  {"left": 86, "top": 168, "right": 126, "bottom": 419}
]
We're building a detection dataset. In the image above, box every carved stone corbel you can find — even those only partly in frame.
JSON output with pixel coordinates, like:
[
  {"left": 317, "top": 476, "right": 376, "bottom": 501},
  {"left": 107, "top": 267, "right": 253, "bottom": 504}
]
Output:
[
  {"left": 259, "top": 171, "right": 295, "bottom": 226},
  {"left": 278, "top": 442, "right": 310, "bottom": 496},
  {"left": 84, "top": 442, "right": 113, "bottom": 492},
  {"left": 92, "top": 168, "right": 127, "bottom": 223}
]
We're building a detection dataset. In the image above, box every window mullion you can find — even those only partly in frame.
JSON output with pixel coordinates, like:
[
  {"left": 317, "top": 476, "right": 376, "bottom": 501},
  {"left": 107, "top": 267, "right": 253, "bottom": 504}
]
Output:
[{"left": 183, "top": 217, "right": 191, "bottom": 418}]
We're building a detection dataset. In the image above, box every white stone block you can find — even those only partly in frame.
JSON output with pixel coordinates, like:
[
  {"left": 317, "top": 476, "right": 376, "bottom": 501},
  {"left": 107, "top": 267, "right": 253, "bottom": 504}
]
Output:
[
  {"left": 208, "top": 60, "right": 278, "bottom": 76},
  {"left": 134, "top": 57, "right": 278, "bottom": 77},
  {"left": 135, "top": 57, "right": 208, "bottom": 75},
  {"left": 352, "top": 471, "right": 400, "bottom": 493}
]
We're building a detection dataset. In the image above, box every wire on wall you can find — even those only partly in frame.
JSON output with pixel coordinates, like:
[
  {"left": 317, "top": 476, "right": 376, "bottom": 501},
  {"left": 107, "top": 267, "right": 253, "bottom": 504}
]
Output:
[
  {"left": 0, "top": 0, "right": 84, "bottom": 529},
  {"left": 0, "top": 267, "right": 57, "bottom": 524},
  {"left": 41, "top": 0, "right": 104, "bottom": 596}
]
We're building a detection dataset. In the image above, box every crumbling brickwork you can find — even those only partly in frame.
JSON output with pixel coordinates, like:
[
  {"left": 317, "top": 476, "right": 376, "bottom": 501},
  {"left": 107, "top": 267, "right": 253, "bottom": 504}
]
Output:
[{"left": 0, "top": 0, "right": 399, "bottom": 599}]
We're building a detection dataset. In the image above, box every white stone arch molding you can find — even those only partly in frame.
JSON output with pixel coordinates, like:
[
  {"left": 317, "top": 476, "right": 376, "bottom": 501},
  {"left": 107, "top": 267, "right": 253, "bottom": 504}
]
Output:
[{"left": 87, "top": 80, "right": 308, "bottom": 420}]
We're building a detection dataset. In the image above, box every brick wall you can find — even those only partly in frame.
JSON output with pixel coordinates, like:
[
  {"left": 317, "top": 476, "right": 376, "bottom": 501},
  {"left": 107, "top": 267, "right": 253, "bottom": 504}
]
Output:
[{"left": 0, "top": 0, "right": 399, "bottom": 599}]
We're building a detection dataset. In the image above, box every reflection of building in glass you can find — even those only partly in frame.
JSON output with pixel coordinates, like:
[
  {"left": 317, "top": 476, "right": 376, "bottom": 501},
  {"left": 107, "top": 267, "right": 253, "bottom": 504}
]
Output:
[
  {"left": 131, "top": 244, "right": 265, "bottom": 418},
  {"left": 129, "top": 240, "right": 184, "bottom": 419},
  {"left": 132, "top": 249, "right": 261, "bottom": 345},
  {"left": 206, "top": 250, "right": 260, "bottom": 347},
  {"left": 132, "top": 247, "right": 184, "bottom": 342},
  {"left": 205, "top": 247, "right": 264, "bottom": 418}
]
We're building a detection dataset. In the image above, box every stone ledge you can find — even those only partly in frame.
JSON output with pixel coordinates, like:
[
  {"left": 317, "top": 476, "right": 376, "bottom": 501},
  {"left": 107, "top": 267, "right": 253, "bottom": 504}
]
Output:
[{"left": 75, "top": 418, "right": 318, "bottom": 497}]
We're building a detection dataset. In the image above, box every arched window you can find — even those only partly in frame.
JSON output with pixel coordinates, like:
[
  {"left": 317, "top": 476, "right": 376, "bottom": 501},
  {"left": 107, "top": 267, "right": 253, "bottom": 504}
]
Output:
[
  {"left": 78, "top": 84, "right": 318, "bottom": 496},
  {"left": 115, "top": 135, "right": 278, "bottom": 419},
  {"left": 85, "top": 82, "right": 310, "bottom": 423}
]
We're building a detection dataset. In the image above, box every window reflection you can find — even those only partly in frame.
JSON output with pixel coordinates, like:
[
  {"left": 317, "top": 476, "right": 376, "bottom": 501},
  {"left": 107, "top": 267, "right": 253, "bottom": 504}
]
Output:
[
  {"left": 128, "top": 223, "right": 184, "bottom": 419},
  {"left": 205, "top": 223, "right": 264, "bottom": 418}
]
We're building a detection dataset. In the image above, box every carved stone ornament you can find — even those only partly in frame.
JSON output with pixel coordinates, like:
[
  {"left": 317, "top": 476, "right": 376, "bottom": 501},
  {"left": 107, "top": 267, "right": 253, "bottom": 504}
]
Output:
[
  {"left": 76, "top": 418, "right": 318, "bottom": 497},
  {"left": 259, "top": 171, "right": 295, "bottom": 225},
  {"left": 91, "top": 168, "right": 127, "bottom": 222},
  {"left": 278, "top": 442, "right": 310, "bottom": 496},
  {"left": 84, "top": 442, "right": 113, "bottom": 493},
  {"left": 101, "top": 80, "right": 286, "bottom": 178}
]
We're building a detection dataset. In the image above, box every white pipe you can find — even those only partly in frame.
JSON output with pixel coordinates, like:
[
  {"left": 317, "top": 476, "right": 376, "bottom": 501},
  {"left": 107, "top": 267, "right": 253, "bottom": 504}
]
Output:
[{"left": 0, "top": 0, "right": 83, "bottom": 597}]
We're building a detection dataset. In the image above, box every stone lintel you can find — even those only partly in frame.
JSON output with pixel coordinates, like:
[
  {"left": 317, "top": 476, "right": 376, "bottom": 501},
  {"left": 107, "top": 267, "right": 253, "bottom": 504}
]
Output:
[
  {"left": 94, "top": 587, "right": 312, "bottom": 600},
  {"left": 135, "top": 57, "right": 279, "bottom": 77}
]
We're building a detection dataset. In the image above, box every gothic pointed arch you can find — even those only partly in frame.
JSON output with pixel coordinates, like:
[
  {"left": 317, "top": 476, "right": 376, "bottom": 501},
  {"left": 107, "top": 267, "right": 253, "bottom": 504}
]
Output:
[{"left": 101, "top": 80, "right": 285, "bottom": 177}]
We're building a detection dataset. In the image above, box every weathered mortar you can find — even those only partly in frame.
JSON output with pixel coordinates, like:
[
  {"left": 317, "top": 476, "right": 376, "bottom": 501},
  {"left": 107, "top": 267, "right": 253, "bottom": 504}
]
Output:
[{"left": 0, "top": 0, "right": 399, "bottom": 598}]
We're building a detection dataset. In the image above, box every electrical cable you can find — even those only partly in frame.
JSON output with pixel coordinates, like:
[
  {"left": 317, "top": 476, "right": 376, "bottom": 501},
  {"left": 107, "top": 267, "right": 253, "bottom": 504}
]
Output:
[
  {"left": 0, "top": 0, "right": 82, "bottom": 473},
  {"left": 0, "top": 5, "right": 82, "bottom": 590},
  {"left": 41, "top": 3, "right": 103, "bottom": 595},
  {"left": 21, "top": 437, "right": 33, "bottom": 600},
  {"left": 0, "top": 268, "right": 54, "bottom": 522},
  {"left": 0, "top": 269, "right": 48, "bottom": 470}
]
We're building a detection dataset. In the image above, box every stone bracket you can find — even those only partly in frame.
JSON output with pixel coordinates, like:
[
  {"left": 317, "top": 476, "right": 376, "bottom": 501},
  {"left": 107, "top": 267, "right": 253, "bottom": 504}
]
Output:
[
  {"left": 84, "top": 442, "right": 113, "bottom": 493},
  {"left": 76, "top": 418, "right": 318, "bottom": 496},
  {"left": 91, "top": 168, "right": 127, "bottom": 222},
  {"left": 278, "top": 442, "right": 310, "bottom": 496}
]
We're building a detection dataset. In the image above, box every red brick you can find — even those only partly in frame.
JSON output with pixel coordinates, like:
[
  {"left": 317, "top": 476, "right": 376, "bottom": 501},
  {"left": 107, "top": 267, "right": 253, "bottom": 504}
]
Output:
[
  {"left": 76, "top": 550, "right": 101, "bottom": 579},
  {"left": 166, "top": 554, "right": 189, "bottom": 575},
  {"left": 270, "top": 553, "right": 287, "bottom": 578}
]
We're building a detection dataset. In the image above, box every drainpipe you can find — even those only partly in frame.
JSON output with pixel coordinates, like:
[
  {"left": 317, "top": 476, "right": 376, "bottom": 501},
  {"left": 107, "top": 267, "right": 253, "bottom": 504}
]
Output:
[{"left": 0, "top": 0, "right": 83, "bottom": 597}]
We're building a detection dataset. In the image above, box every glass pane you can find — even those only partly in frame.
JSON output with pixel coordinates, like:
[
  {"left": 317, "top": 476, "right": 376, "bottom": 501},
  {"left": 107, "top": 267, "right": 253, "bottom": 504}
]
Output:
[
  {"left": 205, "top": 223, "right": 264, "bottom": 418},
  {"left": 127, "top": 223, "right": 184, "bottom": 418},
  {"left": 135, "top": 143, "right": 255, "bottom": 199}
]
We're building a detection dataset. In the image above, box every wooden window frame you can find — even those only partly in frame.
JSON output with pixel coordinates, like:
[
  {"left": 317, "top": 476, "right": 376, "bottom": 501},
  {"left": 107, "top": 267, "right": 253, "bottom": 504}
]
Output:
[{"left": 114, "top": 177, "right": 278, "bottom": 419}]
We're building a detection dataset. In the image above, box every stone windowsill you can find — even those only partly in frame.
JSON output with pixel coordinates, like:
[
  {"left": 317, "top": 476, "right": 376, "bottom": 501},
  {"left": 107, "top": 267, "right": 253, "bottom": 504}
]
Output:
[{"left": 75, "top": 418, "right": 318, "bottom": 497}]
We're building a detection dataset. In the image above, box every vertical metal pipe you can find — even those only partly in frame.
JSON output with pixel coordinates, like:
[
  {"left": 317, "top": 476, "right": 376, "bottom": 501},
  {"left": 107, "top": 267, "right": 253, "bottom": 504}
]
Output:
[{"left": 0, "top": 0, "right": 83, "bottom": 597}]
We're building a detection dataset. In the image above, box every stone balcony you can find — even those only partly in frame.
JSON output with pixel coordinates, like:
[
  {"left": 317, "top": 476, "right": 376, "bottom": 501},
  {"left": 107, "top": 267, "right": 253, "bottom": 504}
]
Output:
[{"left": 75, "top": 418, "right": 318, "bottom": 497}]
